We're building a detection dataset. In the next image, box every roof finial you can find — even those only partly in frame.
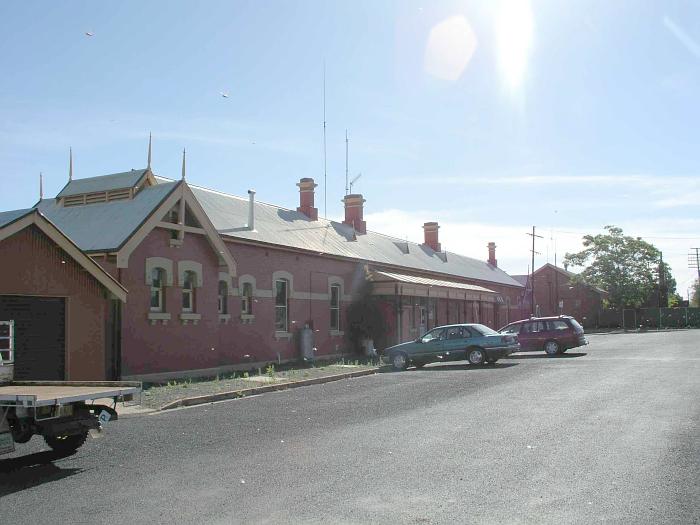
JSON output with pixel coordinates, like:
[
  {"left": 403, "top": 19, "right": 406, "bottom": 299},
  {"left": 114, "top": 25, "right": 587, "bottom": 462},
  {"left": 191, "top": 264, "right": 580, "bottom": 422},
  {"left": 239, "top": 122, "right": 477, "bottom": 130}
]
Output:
[
  {"left": 147, "top": 132, "right": 152, "bottom": 170},
  {"left": 181, "top": 148, "right": 186, "bottom": 180},
  {"left": 39, "top": 172, "right": 43, "bottom": 200},
  {"left": 69, "top": 147, "right": 73, "bottom": 181}
]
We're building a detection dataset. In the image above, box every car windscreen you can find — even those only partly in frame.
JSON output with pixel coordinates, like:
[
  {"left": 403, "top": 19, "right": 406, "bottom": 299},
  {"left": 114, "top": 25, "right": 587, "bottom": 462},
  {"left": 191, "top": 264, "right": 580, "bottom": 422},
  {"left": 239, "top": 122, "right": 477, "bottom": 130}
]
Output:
[
  {"left": 471, "top": 324, "right": 499, "bottom": 336},
  {"left": 569, "top": 318, "right": 584, "bottom": 333}
]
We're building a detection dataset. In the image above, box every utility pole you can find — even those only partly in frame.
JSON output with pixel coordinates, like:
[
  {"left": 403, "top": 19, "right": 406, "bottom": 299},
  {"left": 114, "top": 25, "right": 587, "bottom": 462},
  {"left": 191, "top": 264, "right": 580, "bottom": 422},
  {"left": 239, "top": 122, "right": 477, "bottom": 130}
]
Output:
[
  {"left": 658, "top": 251, "right": 668, "bottom": 308},
  {"left": 690, "top": 248, "right": 700, "bottom": 282},
  {"left": 526, "top": 226, "right": 543, "bottom": 316}
]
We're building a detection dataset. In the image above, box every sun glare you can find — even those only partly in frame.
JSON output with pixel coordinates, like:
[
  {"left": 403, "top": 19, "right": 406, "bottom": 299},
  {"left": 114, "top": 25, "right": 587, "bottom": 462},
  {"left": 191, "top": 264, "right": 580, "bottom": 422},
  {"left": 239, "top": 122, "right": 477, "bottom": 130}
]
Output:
[
  {"left": 424, "top": 16, "right": 478, "bottom": 81},
  {"left": 495, "top": 0, "right": 534, "bottom": 90}
]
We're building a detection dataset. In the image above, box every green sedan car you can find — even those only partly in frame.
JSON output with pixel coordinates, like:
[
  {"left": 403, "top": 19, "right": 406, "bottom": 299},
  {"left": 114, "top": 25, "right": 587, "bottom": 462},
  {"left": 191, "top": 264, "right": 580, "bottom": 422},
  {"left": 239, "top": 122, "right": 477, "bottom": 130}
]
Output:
[{"left": 382, "top": 323, "right": 520, "bottom": 371}]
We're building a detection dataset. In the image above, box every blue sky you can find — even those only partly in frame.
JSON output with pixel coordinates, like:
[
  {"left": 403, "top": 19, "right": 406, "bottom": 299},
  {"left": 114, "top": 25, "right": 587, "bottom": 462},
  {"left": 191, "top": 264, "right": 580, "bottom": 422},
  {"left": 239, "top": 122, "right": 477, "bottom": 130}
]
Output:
[{"left": 1, "top": 1, "right": 699, "bottom": 294}]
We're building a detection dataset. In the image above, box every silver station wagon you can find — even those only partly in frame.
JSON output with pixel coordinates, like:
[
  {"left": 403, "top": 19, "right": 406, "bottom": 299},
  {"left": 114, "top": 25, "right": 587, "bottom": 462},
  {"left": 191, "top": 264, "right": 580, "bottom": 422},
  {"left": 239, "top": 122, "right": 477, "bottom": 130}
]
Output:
[{"left": 382, "top": 323, "right": 520, "bottom": 371}]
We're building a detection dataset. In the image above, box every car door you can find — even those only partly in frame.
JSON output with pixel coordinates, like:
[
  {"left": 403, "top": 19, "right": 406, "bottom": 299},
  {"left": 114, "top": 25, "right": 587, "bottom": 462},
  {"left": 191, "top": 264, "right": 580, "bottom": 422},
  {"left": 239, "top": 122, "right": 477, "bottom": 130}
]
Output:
[
  {"left": 442, "top": 326, "right": 468, "bottom": 361},
  {"left": 518, "top": 321, "right": 538, "bottom": 351},
  {"left": 416, "top": 327, "right": 446, "bottom": 361},
  {"left": 522, "top": 321, "right": 548, "bottom": 351}
]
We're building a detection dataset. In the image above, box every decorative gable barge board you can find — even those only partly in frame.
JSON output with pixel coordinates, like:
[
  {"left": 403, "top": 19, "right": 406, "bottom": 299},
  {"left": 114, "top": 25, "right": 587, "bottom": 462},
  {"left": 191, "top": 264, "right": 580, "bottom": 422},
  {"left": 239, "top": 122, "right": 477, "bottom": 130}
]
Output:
[{"left": 113, "top": 182, "right": 236, "bottom": 277}]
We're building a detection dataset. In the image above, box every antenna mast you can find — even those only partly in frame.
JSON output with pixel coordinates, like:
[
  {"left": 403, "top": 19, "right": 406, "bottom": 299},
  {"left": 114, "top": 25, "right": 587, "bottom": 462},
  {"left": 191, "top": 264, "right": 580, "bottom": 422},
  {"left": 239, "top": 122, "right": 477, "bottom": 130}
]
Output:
[
  {"left": 323, "top": 62, "right": 327, "bottom": 218},
  {"left": 345, "top": 129, "right": 349, "bottom": 195}
]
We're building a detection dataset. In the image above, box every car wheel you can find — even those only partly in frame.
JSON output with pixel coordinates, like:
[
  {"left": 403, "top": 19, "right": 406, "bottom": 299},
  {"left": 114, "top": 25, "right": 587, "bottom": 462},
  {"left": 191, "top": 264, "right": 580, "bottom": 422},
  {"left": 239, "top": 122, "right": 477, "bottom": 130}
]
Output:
[
  {"left": 44, "top": 431, "right": 88, "bottom": 455},
  {"left": 544, "top": 340, "right": 561, "bottom": 356},
  {"left": 391, "top": 352, "right": 409, "bottom": 371},
  {"left": 467, "top": 348, "right": 486, "bottom": 366}
]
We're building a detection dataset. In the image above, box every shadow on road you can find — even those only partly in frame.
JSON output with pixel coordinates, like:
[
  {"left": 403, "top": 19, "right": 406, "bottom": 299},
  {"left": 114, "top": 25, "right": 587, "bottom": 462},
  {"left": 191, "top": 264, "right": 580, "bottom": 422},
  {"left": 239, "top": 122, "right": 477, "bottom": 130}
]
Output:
[
  {"left": 0, "top": 451, "right": 84, "bottom": 496},
  {"left": 505, "top": 352, "right": 587, "bottom": 360}
]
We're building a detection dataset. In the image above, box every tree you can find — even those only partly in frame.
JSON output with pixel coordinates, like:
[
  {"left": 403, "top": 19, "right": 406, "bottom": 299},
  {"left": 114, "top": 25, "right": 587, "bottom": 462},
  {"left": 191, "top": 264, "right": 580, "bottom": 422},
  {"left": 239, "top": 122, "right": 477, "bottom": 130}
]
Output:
[
  {"left": 346, "top": 279, "right": 387, "bottom": 352},
  {"left": 692, "top": 279, "right": 700, "bottom": 308},
  {"left": 563, "top": 226, "right": 677, "bottom": 308}
]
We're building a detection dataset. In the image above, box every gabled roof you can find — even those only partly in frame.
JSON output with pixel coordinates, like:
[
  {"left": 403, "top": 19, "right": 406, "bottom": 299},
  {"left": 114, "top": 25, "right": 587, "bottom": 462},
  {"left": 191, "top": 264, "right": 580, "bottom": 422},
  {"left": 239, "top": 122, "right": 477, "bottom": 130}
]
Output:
[
  {"left": 36, "top": 180, "right": 179, "bottom": 251},
  {"left": 0, "top": 209, "right": 127, "bottom": 302},
  {"left": 56, "top": 169, "right": 149, "bottom": 198},
  {"left": 532, "top": 263, "right": 607, "bottom": 294},
  {"left": 0, "top": 208, "right": 34, "bottom": 228},
  {"left": 180, "top": 181, "right": 523, "bottom": 288}
]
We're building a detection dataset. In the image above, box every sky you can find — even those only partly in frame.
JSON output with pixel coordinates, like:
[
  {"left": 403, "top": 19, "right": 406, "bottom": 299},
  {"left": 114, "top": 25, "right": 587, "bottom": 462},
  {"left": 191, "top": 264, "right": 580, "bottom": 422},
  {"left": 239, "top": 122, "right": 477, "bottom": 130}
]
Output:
[{"left": 1, "top": 0, "right": 699, "bottom": 296}]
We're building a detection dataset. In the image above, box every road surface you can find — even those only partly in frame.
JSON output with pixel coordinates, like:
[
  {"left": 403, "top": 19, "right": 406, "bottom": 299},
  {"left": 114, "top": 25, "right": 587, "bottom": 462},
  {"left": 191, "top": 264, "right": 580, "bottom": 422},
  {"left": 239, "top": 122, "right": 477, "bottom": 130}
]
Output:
[{"left": 1, "top": 331, "right": 698, "bottom": 524}]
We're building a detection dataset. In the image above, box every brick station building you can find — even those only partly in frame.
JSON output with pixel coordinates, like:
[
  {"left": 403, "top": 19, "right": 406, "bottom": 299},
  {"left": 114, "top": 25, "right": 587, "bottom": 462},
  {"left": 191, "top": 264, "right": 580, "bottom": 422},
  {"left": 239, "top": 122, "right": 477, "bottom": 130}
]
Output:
[
  {"left": 513, "top": 263, "right": 607, "bottom": 327},
  {"left": 0, "top": 151, "right": 524, "bottom": 381}
]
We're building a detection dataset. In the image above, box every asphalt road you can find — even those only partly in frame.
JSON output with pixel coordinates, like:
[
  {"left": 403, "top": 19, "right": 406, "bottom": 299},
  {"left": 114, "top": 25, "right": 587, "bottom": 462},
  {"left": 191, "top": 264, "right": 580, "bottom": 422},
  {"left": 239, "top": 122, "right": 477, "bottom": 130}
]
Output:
[{"left": 1, "top": 331, "right": 699, "bottom": 524}]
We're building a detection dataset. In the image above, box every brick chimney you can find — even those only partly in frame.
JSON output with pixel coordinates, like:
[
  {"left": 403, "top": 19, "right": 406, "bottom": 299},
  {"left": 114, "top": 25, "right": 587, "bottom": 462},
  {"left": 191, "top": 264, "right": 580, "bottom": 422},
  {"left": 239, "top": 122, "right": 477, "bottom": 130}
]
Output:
[
  {"left": 487, "top": 242, "right": 497, "bottom": 267},
  {"left": 342, "top": 194, "right": 366, "bottom": 234},
  {"left": 423, "top": 222, "right": 441, "bottom": 252},
  {"left": 296, "top": 178, "right": 318, "bottom": 220}
]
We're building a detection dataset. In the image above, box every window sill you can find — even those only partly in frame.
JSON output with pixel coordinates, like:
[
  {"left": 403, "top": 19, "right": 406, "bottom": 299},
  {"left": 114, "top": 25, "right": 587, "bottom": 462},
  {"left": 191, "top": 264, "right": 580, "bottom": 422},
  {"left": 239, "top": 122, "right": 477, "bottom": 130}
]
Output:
[
  {"left": 219, "top": 314, "right": 231, "bottom": 324},
  {"left": 240, "top": 314, "right": 255, "bottom": 325},
  {"left": 329, "top": 330, "right": 345, "bottom": 337},
  {"left": 148, "top": 312, "right": 171, "bottom": 325},
  {"left": 169, "top": 238, "right": 183, "bottom": 247},
  {"left": 179, "top": 313, "right": 202, "bottom": 325},
  {"left": 274, "top": 331, "right": 293, "bottom": 341}
]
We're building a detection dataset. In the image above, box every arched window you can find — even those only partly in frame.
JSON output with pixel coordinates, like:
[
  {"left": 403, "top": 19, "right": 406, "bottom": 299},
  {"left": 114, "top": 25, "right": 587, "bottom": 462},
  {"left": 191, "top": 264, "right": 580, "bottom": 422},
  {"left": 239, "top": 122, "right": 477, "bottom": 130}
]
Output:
[
  {"left": 241, "top": 282, "right": 253, "bottom": 315},
  {"left": 218, "top": 280, "right": 228, "bottom": 314},
  {"left": 150, "top": 268, "right": 166, "bottom": 312},
  {"left": 274, "top": 279, "right": 288, "bottom": 331},
  {"left": 182, "top": 270, "right": 196, "bottom": 313}
]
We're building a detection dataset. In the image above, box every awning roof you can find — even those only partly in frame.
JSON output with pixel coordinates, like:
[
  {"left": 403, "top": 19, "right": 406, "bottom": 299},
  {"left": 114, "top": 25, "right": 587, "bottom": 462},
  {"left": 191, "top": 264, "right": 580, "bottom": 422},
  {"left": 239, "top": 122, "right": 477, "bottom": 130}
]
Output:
[{"left": 371, "top": 270, "right": 496, "bottom": 294}]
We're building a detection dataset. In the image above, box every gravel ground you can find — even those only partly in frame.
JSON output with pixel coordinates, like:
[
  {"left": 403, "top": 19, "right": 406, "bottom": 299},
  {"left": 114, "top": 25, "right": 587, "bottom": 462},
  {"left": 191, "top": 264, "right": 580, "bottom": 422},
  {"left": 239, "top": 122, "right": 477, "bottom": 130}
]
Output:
[{"left": 140, "top": 362, "right": 378, "bottom": 409}]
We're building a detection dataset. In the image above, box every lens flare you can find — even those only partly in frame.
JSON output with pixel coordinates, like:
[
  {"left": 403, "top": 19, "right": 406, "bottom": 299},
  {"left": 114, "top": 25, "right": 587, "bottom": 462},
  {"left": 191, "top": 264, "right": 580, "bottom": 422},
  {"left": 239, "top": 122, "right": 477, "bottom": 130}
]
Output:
[{"left": 495, "top": 0, "right": 534, "bottom": 90}]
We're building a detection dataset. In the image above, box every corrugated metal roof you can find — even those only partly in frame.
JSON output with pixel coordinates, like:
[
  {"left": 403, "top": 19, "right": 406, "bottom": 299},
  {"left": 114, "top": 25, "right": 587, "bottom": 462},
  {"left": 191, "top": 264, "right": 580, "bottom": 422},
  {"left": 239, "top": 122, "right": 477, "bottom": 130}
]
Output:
[
  {"left": 186, "top": 183, "right": 523, "bottom": 288},
  {"left": 35, "top": 181, "right": 178, "bottom": 251},
  {"left": 371, "top": 270, "right": 496, "bottom": 293},
  {"left": 0, "top": 208, "right": 33, "bottom": 228},
  {"left": 56, "top": 169, "right": 148, "bottom": 198},
  {"left": 511, "top": 275, "right": 529, "bottom": 286}
]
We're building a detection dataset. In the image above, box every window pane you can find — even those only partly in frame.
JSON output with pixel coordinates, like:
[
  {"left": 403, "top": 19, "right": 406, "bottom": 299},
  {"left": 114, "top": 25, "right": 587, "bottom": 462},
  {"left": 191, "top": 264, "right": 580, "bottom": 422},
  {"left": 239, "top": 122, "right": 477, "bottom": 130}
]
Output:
[
  {"left": 275, "top": 280, "right": 287, "bottom": 306},
  {"left": 0, "top": 339, "right": 9, "bottom": 350},
  {"left": 151, "top": 268, "right": 162, "bottom": 287},
  {"left": 331, "top": 285, "right": 340, "bottom": 307},
  {"left": 331, "top": 309, "right": 339, "bottom": 330},
  {"left": 150, "top": 290, "right": 161, "bottom": 309},
  {"left": 0, "top": 324, "right": 10, "bottom": 337},
  {"left": 184, "top": 271, "right": 195, "bottom": 289},
  {"left": 182, "top": 291, "right": 191, "bottom": 310},
  {"left": 275, "top": 307, "right": 287, "bottom": 331}
]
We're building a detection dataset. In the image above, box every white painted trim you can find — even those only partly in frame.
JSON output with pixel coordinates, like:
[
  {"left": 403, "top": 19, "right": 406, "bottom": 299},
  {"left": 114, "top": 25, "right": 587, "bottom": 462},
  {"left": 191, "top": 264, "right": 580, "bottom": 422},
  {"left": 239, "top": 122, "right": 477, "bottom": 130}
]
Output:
[
  {"left": 238, "top": 274, "right": 257, "bottom": 296},
  {"left": 272, "top": 270, "right": 294, "bottom": 296},
  {"left": 182, "top": 184, "right": 237, "bottom": 276},
  {"left": 178, "top": 260, "right": 203, "bottom": 287},
  {"left": 219, "top": 272, "right": 234, "bottom": 294},
  {"left": 274, "top": 331, "right": 293, "bottom": 341},
  {"left": 117, "top": 183, "right": 183, "bottom": 268},
  {"left": 145, "top": 257, "right": 174, "bottom": 286}
]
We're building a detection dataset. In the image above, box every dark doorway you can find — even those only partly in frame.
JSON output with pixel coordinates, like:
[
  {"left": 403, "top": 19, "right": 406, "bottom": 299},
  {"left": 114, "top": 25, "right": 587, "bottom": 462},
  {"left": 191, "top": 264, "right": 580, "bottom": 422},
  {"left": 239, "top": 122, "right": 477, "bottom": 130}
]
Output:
[{"left": 0, "top": 295, "right": 65, "bottom": 380}]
